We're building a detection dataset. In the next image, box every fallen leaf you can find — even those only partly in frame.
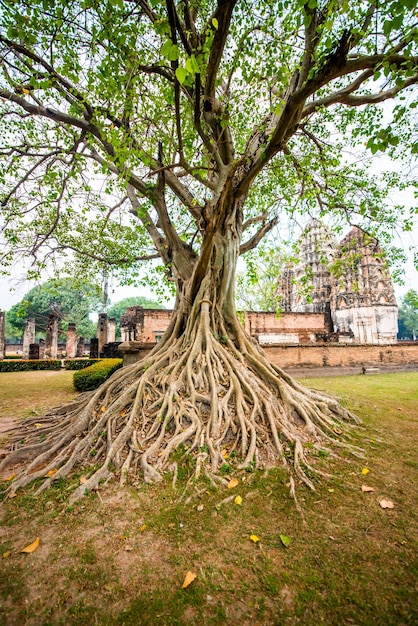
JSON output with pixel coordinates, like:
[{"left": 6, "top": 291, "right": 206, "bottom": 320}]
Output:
[
  {"left": 328, "top": 488, "right": 334, "bottom": 493},
  {"left": 361, "top": 467, "right": 370, "bottom": 475},
  {"left": 234, "top": 495, "right": 242, "bottom": 505},
  {"left": 3, "top": 473, "right": 16, "bottom": 482},
  {"left": 34, "top": 423, "right": 43, "bottom": 428},
  {"left": 101, "top": 406, "right": 106, "bottom": 413},
  {"left": 140, "top": 524, "right": 147, "bottom": 532},
  {"left": 279, "top": 534, "right": 291, "bottom": 548},
  {"left": 21, "top": 537, "right": 40, "bottom": 553},
  {"left": 2, "top": 551, "right": 11, "bottom": 558},
  {"left": 45, "top": 469, "right": 57, "bottom": 478},
  {"left": 182, "top": 571, "right": 197, "bottom": 588},
  {"left": 379, "top": 499, "right": 394, "bottom": 509},
  {"left": 227, "top": 477, "right": 239, "bottom": 489},
  {"left": 197, "top": 504, "right": 204, "bottom": 512},
  {"left": 250, "top": 534, "right": 260, "bottom": 543},
  {"left": 361, "top": 485, "right": 375, "bottom": 493},
  {"left": 79, "top": 476, "right": 88, "bottom": 484},
  {"left": 22, "top": 87, "right": 30, "bottom": 94},
  {"left": 8, "top": 491, "right": 17, "bottom": 499},
  {"left": 221, "top": 449, "right": 228, "bottom": 458}
]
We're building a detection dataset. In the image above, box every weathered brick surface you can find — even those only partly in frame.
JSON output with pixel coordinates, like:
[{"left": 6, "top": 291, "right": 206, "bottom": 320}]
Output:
[{"left": 263, "top": 343, "right": 418, "bottom": 368}]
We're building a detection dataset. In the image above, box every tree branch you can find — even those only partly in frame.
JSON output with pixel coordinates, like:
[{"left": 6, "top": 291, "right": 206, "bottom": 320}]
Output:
[{"left": 239, "top": 217, "right": 279, "bottom": 256}]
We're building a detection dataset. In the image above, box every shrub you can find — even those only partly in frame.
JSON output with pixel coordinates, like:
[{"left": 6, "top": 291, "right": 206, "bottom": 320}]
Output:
[
  {"left": 64, "top": 359, "right": 100, "bottom": 370},
  {"left": 73, "top": 358, "right": 123, "bottom": 391},
  {"left": 0, "top": 360, "right": 62, "bottom": 372}
]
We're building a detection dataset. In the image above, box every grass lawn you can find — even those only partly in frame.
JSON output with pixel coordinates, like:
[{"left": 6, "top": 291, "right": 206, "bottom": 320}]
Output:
[{"left": 0, "top": 370, "right": 417, "bottom": 625}]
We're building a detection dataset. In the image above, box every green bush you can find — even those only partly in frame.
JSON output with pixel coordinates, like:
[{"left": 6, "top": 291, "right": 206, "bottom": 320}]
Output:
[
  {"left": 64, "top": 359, "right": 100, "bottom": 370},
  {"left": 73, "top": 358, "right": 123, "bottom": 391},
  {"left": 3, "top": 355, "right": 23, "bottom": 359},
  {"left": 0, "top": 360, "right": 62, "bottom": 372}
]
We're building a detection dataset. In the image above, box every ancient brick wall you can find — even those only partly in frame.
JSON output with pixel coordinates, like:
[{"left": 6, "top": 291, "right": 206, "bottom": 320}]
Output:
[
  {"left": 244, "top": 311, "right": 327, "bottom": 343},
  {"left": 263, "top": 343, "right": 418, "bottom": 368}
]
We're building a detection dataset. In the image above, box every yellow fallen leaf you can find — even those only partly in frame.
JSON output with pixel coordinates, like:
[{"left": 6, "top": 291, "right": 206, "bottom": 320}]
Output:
[
  {"left": 21, "top": 537, "right": 40, "bottom": 553},
  {"left": 328, "top": 488, "right": 334, "bottom": 493},
  {"left": 379, "top": 499, "right": 394, "bottom": 509},
  {"left": 234, "top": 495, "right": 242, "bottom": 505},
  {"left": 361, "top": 467, "right": 370, "bottom": 475},
  {"left": 101, "top": 406, "right": 106, "bottom": 412},
  {"left": 182, "top": 571, "right": 197, "bottom": 588},
  {"left": 2, "top": 551, "right": 11, "bottom": 558},
  {"left": 227, "top": 478, "right": 239, "bottom": 489},
  {"left": 45, "top": 469, "right": 57, "bottom": 478},
  {"left": 221, "top": 449, "right": 228, "bottom": 458},
  {"left": 79, "top": 476, "right": 88, "bottom": 484},
  {"left": 140, "top": 524, "right": 147, "bottom": 532},
  {"left": 3, "top": 473, "right": 16, "bottom": 482},
  {"left": 34, "top": 423, "right": 43, "bottom": 428},
  {"left": 250, "top": 534, "right": 260, "bottom": 543},
  {"left": 22, "top": 87, "right": 30, "bottom": 94},
  {"left": 361, "top": 485, "right": 375, "bottom": 493}
]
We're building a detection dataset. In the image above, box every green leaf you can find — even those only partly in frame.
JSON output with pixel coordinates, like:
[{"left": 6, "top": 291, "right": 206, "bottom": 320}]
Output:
[
  {"left": 175, "top": 67, "right": 188, "bottom": 84},
  {"left": 212, "top": 18, "right": 218, "bottom": 30},
  {"left": 280, "top": 534, "right": 291, "bottom": 547}
]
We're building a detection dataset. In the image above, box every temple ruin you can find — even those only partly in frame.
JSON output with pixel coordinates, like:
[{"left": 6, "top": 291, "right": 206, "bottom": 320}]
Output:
[{"left": 275, "top": 221, "right": 398, "bottom": 344}]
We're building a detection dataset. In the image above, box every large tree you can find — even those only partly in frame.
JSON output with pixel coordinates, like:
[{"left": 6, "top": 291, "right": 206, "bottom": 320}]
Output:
[
  {"left": 398, "top": 289, "right": 418, "bottom": 340},
  {"left": 0, "top": 0, "right": 417, "bottom": 501}
]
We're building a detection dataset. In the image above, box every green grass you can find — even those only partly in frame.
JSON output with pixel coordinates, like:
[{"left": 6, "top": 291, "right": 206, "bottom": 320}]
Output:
[{"left": 0, "top": 371, "right": 417, "bottom": 625}]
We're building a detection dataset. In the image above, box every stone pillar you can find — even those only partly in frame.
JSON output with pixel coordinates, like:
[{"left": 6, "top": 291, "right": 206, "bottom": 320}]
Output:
[
  {"left": 76, "top": 337, "right": 85, "bottom": 357},
  {"left": 107, "top": 318, "right": 116, "bottom": 343},
  {"left": 97, "top": 313, "right": 108, "bottom": 355},
  {"left": 0, "top": 311, "right": 5, "bottom": 360},
  {"left": 39, "top": 338, "right": 45, "bottom": 359},
  {"left": 29, "top": 343, "right": 40, "bottom": 360},
  {"left": 22, "top": 318, "right": 36, "bottom": 359},
  {"left": 90, "top": 337, "right": 99, "bottom": 359},
  {"left": 66, "top": 323, "right": 77, "bottom": 358},
  {"left": 45, "top": 314, "right": 58, "bottom": 359}
]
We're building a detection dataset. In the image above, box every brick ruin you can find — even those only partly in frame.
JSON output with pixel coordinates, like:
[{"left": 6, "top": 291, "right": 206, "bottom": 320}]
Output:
[{"left": 275, "top": 221, "right": 398, "bottom": 344}]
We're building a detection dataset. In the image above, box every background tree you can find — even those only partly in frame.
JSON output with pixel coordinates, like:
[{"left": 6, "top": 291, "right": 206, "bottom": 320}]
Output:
[
  {"left": 235, "top": 244, "right": 287, "bottom": 312},
  {"left": 0, "top": 0, "right": 417, "bottom": 501},
  {"left": 397, "top": 289, "right": 418, "bottom": 340},
  {"left": 6, "top": 279, "right": 102, "bottom": 340},
  {"left": 107, "top": 296, "right": 163, "bottom": 339}
]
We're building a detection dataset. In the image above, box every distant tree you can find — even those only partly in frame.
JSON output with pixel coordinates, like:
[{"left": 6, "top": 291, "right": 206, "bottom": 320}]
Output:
[
  {"left": 235, "top": 246, "right": 286, "bottom": 312},
  {"left": 398, "top": 290, "right": 418, "bottom": 340},
  {"left": 6, "top": 279, "right": 102, "bottom": 340},
  {"left": 107, "top": 296, "right": 163, "bottom": 339}
]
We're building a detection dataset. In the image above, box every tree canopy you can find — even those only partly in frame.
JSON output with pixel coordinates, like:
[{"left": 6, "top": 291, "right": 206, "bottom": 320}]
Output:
[{"left": 0, "top": 0, "right": 417, "bottom": 289}]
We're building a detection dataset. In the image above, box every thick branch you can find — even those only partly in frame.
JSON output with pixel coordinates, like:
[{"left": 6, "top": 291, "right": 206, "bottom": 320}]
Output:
[{"left": 239, "top": 217, "right": 278, "bottom": 256}]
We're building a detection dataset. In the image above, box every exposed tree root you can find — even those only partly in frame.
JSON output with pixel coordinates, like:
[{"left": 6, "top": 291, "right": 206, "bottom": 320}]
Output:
[{"left": 0, "top": 301, "right": 363, "bottom": 505}]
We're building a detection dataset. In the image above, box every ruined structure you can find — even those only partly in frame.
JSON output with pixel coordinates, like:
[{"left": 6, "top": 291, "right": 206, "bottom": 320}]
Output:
[
  {"left": 44, "top": 314, "right": 59, "bottom": 358},
  {"left": 66, "top": 323, "right": 77, "bottom": 358},
  {"left": 22, "top": 318, "right": 35, "bottom": 359},
  {"left": 276, "top": 222, "right": 398, "bottom": 344},
  {"left": 330, "top": 227, "right": 398, "bottom": 344}
]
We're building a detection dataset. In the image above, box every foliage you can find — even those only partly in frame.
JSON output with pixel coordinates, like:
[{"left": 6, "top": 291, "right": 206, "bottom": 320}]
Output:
[
  {"left": 6, "top": 278, "right": 103, "bottom": 340},
  {"left": 63, "top": 359, "right": 100, "bottom": 371},
  {"left": 397, "top": 289, "right": 418, "bottom": 340},
  {"left": 73, "top": 358, "right": 123, "bottom": 391},
  {"left": 0, "top": 0, "right": 416, "bottom": 288},
  {"left": 0, "top": 360, "right": 62, "bottom": 372},
  {"left": 107, "top": 296, "right": 162, "bottom": 339},
  {"left": 236, "top": 244, "right": 287, "bottom": 312}
]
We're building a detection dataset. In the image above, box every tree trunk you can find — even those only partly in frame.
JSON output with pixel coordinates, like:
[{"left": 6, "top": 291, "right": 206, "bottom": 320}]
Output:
[{"left": 0, "top": 201, "right": 362, "bottom": 504}]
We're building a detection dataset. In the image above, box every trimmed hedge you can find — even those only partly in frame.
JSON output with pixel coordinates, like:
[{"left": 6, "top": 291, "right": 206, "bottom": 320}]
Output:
[
  {"left": 73, "top": 358, "right": 123, "bottom": 391},
  {"left": 0, "top": 360, "right": 62, "bottom": 372},
  {"left": 64, "top": 359, "right": 100, "bottom": 371},
  {"left": 3, "top": 355, "right": 23, "bottom": 360}
]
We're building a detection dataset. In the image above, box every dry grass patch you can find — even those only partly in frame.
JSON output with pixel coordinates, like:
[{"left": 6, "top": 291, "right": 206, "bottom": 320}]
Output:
[{"left": 0, "top": 371, "right": 417, "bottom": 625}]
